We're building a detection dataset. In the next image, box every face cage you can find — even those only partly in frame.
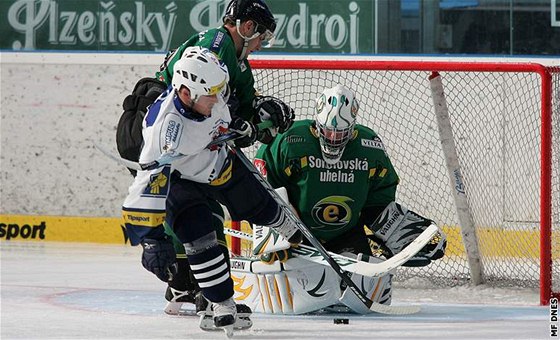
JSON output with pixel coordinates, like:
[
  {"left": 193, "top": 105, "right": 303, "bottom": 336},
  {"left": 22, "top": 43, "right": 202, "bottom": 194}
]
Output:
[{"left": 317, "top": 123, "right": 354, "bottom": 163}]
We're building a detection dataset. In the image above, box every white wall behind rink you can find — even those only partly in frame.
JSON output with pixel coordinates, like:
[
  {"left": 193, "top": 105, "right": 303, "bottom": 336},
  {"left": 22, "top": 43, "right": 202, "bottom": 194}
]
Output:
[{"left": 0, "top": 52, "right": 557, "bottom": 218}]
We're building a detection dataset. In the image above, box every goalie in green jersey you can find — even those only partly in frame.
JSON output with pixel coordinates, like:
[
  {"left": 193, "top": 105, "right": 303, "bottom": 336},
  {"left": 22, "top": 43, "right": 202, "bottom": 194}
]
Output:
[
  {"left": 255, "top": 84, "right": 447, "bottom": 260},
  {"left": 243, "top": 84, "right": 447, "bottom": 313},
  {"left": 257, "top": 83, "right": 403, "bottom": 255}
]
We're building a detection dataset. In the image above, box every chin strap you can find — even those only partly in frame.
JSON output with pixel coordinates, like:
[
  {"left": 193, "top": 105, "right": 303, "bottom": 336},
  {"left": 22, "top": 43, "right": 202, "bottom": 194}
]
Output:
[
  {"left": 238, "top": 40, "right": 250, "bottom": 61},
  {"left": 235, "top": 19, "right": 259, "bottom": 61}
]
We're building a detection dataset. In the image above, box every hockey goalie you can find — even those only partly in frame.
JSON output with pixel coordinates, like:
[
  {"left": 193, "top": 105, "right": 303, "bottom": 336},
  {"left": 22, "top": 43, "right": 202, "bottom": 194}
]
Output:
[{"left": 228, "top": 84, "right": 446, "bottom": 314}]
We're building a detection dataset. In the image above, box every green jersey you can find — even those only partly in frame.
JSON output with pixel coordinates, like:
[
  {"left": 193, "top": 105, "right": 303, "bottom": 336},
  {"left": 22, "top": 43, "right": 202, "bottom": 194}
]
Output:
[
  {"left": 155, "top": 27, "right": 256, "bottom": 121},
  {"left": 255, "top": 120, "right": 399, "bottom": 242}
]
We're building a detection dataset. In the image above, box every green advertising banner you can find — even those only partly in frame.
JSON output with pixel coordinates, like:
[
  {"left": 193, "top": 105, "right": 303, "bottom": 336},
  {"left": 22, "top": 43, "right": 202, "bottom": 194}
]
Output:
[{"left": 1, "top": 0, "right": 374, "bottom": 53}]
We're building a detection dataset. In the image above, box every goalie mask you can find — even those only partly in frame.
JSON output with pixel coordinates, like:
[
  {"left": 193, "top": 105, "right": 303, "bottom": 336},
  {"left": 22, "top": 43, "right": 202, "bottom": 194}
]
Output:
[
  {"left": 171, "top": 46, "right": 229, "bottom": 102},
  {"left": 315, "top": 85, "right": 359, "bottom": 165}
]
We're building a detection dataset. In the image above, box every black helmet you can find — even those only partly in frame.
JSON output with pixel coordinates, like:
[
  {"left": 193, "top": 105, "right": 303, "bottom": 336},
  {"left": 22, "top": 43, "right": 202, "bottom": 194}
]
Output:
[{"left": 223, "top": 0, "right": 277, "bottom": 34}]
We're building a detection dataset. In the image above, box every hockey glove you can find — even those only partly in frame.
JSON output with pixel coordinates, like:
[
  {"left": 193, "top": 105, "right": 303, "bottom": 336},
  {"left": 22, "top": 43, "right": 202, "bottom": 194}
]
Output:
[
  {"left": 253, "top": 96, "right": 295, "bottom": 134},
  {"left": 141, "top": 236, "right": 178, "bottom": 282},
  {"left": 229, "top": 117, "right": 258, "bottom": 148},
  {"left": 367, "top": 202, "right": 447, "bottom": 267}
]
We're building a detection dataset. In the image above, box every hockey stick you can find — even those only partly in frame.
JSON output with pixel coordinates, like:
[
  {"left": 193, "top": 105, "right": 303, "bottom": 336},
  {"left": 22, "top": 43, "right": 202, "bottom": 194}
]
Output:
[
  {"left": 95, "top": 121, "right": 273, "bottom": 171},
  {"left": 232, "top": 148, "right": 434, "bottom": 315}
]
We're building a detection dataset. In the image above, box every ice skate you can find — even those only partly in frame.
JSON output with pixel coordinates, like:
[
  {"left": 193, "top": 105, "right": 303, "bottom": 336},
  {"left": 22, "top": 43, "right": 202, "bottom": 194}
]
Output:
[
  {"left": 196, "top": 293, "right": 252, "bottom": 334},
  {"left": 163, "top": 286, "right": 198, "bottom": 315},
  {"left": 212, "top": 298, "right": 236, "bottom": 337}
]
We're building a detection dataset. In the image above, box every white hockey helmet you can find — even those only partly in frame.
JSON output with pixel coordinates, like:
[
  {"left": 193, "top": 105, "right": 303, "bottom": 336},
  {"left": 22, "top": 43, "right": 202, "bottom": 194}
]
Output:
[
  {"left": 315, "top": 84, "right": 359, "bottom": 164},
  {"left": 171, "top": 46, "right": 229, "bottom": 102}
]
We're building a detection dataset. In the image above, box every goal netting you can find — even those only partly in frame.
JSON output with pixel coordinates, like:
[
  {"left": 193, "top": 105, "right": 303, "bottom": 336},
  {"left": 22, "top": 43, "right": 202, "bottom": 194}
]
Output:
[{"left": 230, "top": 59, "right": 559, "bottom": 305}]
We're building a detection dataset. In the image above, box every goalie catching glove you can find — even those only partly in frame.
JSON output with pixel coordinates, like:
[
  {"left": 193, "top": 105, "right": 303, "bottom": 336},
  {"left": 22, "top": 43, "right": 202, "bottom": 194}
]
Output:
[
  {"left": 253, "top": 96, "right": 295, "bottom": 143},
  {"left": 141, "top": 236, "right": 178, "bottom": 282},
  {"left": 367, "top": 202, "right": 447, "bottom": 267}
]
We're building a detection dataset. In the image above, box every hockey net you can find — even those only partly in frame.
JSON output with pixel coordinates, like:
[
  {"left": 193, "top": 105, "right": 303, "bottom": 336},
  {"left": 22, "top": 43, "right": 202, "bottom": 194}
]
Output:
[{"left": 227, "top": 59, "right": 560, "bottom": 305}]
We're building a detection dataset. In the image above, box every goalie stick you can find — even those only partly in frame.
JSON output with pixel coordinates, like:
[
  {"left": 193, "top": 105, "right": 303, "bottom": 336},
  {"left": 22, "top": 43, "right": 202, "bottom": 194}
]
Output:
[
  {"left": 223, "top": 227, "right": 436, "bottom": 278},
  {"left": 231, "top": 147, "right": 435, "bottom": 315}
]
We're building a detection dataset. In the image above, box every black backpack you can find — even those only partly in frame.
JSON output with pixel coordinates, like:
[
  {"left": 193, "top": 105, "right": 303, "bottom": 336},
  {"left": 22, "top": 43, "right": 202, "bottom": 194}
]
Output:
[{"left": 116, "top": 77, "right": 167, "bottom": 176}]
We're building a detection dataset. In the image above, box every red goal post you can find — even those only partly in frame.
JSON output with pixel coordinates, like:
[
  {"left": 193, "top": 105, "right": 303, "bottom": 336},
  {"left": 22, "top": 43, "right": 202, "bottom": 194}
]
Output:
[{"left": 229, "top": 59, "right": 559, "bottom": 305}]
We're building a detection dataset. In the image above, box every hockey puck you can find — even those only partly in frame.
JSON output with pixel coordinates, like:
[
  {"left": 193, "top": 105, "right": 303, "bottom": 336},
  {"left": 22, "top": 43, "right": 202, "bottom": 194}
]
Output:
[{"left": 333, "top": 318, "right": 349, "bottom": 324}]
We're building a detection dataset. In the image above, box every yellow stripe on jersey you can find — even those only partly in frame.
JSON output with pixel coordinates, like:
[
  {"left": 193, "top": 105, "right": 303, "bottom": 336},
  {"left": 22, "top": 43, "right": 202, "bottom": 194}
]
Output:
[
  {"left": 122, "top": 210, "right": 165, "bottom": 228},
  {"left": 300, "top": 156, "right": 308, "bottom": 168},
  {"left": 369, "top": 167, "right": 388, "bottom": 178},
  {"left": 285, "top": 156, "right": 308, "bottom": 177},
  {"left": 379, "top": 168, "right": 388, "bottom": 178},
  {"left": 210, "top": 160, "right": 233, "bottom": 186}
]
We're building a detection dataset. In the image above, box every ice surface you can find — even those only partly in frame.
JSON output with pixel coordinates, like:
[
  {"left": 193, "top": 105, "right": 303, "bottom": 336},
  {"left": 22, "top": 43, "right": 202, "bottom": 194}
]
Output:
[{"left": 1, "top": 242, "right": 553, "bottom": 339}]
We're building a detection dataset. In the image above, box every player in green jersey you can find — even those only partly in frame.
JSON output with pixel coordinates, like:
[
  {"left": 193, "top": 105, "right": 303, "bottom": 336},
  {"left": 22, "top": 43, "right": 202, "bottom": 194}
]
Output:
[
  {"left": 155, "top": 0, "right": 283, "bottom": 127},
  {"left": 254, "top": 83, "right": 446, "bottom": 265},
  {"left": 115, "top": 0, "right": 295, "bottom": 319}
]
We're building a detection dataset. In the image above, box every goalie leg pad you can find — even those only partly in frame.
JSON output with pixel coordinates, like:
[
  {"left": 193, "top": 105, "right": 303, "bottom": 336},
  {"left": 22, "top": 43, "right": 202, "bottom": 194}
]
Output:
[
  {"left": 231, "top": 257, "right": 341, "bottom": 314},
  {"left": 339, "top": 253, "right": 393, "bottom": 314}
]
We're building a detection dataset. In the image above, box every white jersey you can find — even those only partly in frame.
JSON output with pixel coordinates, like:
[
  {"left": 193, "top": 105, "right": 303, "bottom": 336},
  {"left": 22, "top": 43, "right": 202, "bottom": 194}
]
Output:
[
  {"left": 122, "top": 87, "right": 232, "bottom": 241},
  {"left": 140, "top": 88, "right": 231, "bottom": 183}
]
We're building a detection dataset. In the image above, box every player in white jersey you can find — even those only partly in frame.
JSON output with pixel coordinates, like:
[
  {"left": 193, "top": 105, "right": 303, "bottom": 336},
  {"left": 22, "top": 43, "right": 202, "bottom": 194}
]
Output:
[{"left": 121, "top": 46, "right": 299, "bottom": 336}]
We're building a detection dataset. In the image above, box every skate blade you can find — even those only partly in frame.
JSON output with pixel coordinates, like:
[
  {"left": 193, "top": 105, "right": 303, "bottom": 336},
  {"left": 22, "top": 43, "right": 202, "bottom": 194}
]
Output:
[
  {"left": 164, "top": 302, "right": 197, "bottom": 316},
  {"left": 164, "top": 302, "right": 182, "bottom": 315},
  {"left": 223, "top": 325, "right": 234, "bottom": 338},
  {"left": 198, "top": 315, "right": 252, "bottom": 331}
]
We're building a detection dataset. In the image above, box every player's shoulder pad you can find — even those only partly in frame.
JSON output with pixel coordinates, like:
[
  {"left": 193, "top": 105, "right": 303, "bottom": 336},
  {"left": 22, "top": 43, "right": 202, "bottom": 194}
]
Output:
[
  {"left": 354, "top": 125, "right": 387, "bottom": 153},
  {"left": 279, "top": 119, "right": 314, "bottom": 143},
  {"left": 202, "top": 27, "right": 234, "bottom": 55}
]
